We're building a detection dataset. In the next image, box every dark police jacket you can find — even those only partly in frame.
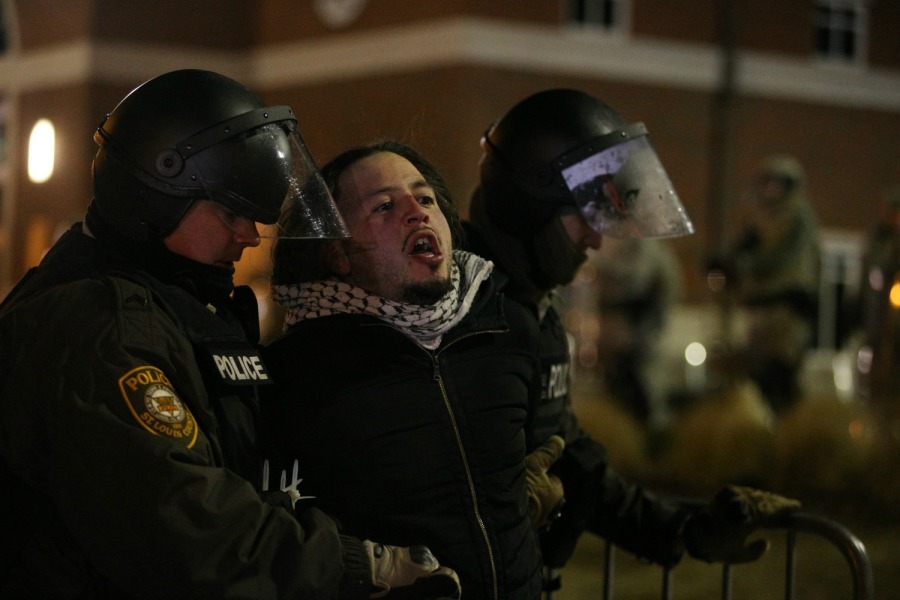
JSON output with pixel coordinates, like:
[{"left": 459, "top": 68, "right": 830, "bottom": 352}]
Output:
[
  {"left": 0, "top": 227, "right": 372, "bottom": 599},
  {"left": 462, "top": 223, "right": 689, "bottom": 571},
  {"left": 261, "top": 276, "right": 545, "bottom": 600}
]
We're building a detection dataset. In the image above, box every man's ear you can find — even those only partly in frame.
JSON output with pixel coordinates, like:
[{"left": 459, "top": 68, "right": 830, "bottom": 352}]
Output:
[{"left": 323, "top": 240, "right": 351, "bottom": 277}]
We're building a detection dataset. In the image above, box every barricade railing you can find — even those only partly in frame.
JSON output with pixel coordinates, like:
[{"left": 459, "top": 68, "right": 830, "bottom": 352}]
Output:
[{"left": 544, "top": 510, "right": 874, "bottom": 600}]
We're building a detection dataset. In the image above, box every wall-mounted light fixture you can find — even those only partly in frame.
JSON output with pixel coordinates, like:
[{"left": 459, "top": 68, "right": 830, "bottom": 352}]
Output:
[{"left": 27, "top": 118, "right": 55, "bottom": 183}]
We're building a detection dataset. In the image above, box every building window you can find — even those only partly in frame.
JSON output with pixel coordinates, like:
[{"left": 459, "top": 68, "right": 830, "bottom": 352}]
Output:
[
  {"left": 813, "top": 0, "right": 868, "bottom": 64},
  {"left": 0, "top": 0, "right": 8, "bottom": 53},
  {"left": 568, "top": 0, "right": 629, "bottom": 32}
]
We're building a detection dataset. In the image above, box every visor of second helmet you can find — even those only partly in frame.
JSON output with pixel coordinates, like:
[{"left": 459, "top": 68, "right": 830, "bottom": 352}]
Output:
[{"left": 556, "top": 123, "right": 694, "bottom": 239}]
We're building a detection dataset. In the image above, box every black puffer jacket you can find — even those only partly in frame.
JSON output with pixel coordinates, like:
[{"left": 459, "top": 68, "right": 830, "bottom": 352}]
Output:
[{"left": 262, "top": 276, "right": 544, "bottom": 600}]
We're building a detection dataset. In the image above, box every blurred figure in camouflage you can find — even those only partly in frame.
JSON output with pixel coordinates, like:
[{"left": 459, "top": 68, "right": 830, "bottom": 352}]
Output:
[
  {"left": 719, "top": 154, "right": 820, "bottom": 413},
  {"left": 593, "top": 237, "right": 683, "bottom": 427}
]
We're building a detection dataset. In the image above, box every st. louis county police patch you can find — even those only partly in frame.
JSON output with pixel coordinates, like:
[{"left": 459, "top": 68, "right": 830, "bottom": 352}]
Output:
[{"left": 118, "top": 365, "right": 199, "bottom": 448}]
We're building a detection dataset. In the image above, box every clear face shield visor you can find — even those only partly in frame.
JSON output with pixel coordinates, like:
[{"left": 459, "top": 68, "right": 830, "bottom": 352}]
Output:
[
  {"left": 182, "top": 106, "right": 350, "bottom": 240},
  {"left": 556, "top": 123, "right": 694, "bottom": 239},
  {"left": 258, "top": 131, "right": 351, "bottom": 240}
]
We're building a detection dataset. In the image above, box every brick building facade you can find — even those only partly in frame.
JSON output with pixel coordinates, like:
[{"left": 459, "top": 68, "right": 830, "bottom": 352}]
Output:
[{"left": 1, "top": 0, "right": 898, "bottom": 302}]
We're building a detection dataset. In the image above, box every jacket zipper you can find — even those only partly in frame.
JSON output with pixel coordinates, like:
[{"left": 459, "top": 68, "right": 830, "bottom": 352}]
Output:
[
  {"left": 367, "top": 320, "right": 510, "bottom": 598},
  {"left": 430, "top": 329, "right": 505, "bottom": 600}
]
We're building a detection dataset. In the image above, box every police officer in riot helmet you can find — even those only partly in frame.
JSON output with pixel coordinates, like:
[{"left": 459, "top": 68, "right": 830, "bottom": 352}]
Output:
[
  {"left": 463, "top": 88, "right": 798, "bottom": 594},
  {"left": 0, "top": 69, "right": 459, "bottom": 598},
  {"left": 470, "top": 88, "right": 693, "bottom": 300}
]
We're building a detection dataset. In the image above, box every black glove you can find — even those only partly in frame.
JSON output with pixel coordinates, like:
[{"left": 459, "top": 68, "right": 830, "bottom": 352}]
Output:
[
  {"left": 684, "top": 485, "right": 801, "bottom": 564},
  {"left": 364, "top": 541, "right": 461, "bottom": 599},
  {"left": 525, "top": 435, "right": 566, "bottom": 529}
]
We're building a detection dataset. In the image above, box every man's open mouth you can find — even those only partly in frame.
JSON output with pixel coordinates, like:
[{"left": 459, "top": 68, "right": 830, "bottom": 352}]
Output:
[
  {"left": 406, "top": 230, "right": 444, "bottom": 263},
  {"left": 412, "top": 237, "right": 435, "bottom": 254}
]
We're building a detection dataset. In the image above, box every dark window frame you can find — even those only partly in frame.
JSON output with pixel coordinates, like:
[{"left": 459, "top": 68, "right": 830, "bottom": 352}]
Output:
[
  {"left": 812, "top": 0, "right": 869, "bottom": 65},
  {"left": 568, "top": 0, "right": 630, "bottom": 33}
]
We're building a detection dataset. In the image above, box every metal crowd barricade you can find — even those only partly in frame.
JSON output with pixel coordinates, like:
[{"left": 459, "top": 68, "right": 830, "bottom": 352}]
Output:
[{"left": 547, "top": 510, "right": 874, "bottom": 600}]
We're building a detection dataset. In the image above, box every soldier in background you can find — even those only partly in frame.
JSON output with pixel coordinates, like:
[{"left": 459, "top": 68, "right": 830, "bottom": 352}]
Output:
[
  {"left": 717, "top": 154, "right": 820, "bottom": 413},
  {"left": 592, "top": 237, "right": 683, "bottom": 427}
]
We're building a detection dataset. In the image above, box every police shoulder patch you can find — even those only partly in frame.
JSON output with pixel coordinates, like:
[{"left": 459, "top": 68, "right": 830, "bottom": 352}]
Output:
[{"left": 118, "top": 365, "right": 199, "bottom": 448}]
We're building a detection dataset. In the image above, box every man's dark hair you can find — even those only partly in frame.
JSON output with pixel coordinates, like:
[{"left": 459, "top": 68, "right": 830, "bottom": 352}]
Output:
[{"left": 272, "top": 140, "right": 463, "bottom": 285}]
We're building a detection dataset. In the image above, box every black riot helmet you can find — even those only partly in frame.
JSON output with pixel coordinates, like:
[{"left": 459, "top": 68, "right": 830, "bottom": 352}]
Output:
[
  {"left": 479, "top": 88, "right": 693, "bottom": 240},
  {"left": 92, "top": 69, "right": 348, "bottom": 242}
]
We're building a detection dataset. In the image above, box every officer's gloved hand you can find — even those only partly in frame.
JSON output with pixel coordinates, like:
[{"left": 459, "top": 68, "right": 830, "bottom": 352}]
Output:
[
  {"left": 684, "top": 484, "right": 801, "bottom": 564},
  {"left": 364, "top": 541, "right": 461, "bottom": 599},
  {"left": 525, "top": 435, "right": 566, "bottom": 529}
]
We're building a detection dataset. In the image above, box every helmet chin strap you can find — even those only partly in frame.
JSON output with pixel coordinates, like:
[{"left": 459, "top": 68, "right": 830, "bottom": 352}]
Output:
[
  {"left": 529, "top": 215, "right": 587, "bottom": 292},
  {"left": 470, "top": 189, "right": 584, "bottom": 306}
]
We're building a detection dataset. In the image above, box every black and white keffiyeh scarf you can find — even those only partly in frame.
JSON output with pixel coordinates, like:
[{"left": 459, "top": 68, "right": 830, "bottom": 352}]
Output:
[{"left": 272, "top": 250, "right": 494, "bottom": 350}]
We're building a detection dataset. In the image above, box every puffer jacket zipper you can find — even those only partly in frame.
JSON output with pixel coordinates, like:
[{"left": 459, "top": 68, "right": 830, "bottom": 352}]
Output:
[
  {"left": 429, "top": 329, "right": 505, "bottom": 600},
  {"left": 362, "top": 318, "right": 512, "bottom": 599}
]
